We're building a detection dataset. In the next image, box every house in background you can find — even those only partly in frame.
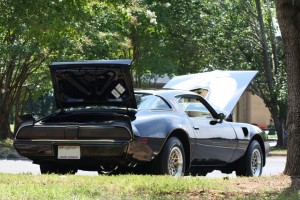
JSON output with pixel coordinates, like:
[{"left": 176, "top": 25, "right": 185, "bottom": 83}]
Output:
[{"left": 233, "top": 92, "right": 272, "bottom": 129}]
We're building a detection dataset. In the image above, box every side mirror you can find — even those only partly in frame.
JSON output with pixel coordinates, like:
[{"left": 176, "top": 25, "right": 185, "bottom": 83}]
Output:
[
  {"left": 218, "top": 113, "right": 225, "bottom": 123},
  {"left": 209, "top": 113, "right": 225, "bottom": 125},
  {"left": 209, "top": 120, "right": 218, "bottom": 125}
]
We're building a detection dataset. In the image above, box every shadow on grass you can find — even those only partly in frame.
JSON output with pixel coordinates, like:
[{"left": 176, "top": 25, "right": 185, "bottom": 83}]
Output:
[
  {"left": 274, "top": 177, "right": 300, "bottom": 200},
  {"left": 275, "top": 188, "right": 300, "bottom": 200}
]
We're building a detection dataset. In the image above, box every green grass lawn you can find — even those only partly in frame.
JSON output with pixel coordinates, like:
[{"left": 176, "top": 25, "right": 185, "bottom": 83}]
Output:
[
  {"left": 0, "top": 139, "right": 15, "bottom": 153},
  {"left": 268, "top": 134, "right": 278, "bottom": 140},
  {"left": 0, "top": 139, "right": 293, "bottom": 199},
  {"left": 270, "top": 146, "right": 287, "bottom": 155},
  {"left": 0, "top": 133, "right": 291, "bottom": 199},
  {"left": 0, "top": 139, "right": 14, "bottom": 147},
  {"left": 0, "top": 174, "right": 296, "bottom": 199}
]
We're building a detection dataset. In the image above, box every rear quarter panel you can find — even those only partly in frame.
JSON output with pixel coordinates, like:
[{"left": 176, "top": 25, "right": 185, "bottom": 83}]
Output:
[
  {"left": 130, "top": 109, "right": 196, "bottom": 161},
  {"left": 133, "top": 110, "right": 194, "bottom": 138}
]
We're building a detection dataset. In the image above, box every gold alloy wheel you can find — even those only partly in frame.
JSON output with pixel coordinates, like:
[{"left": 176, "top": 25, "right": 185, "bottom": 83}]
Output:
[
  {"left": 251, "top": 148, "right": 262, "bottom": 176},
  {"left": 168, "top": 146, "right": 183, "bottom": 176}
]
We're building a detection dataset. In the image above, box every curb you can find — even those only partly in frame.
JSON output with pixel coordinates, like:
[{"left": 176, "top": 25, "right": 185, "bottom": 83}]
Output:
[{"left": 268, "top": 153, "right": 287, "bottom": 157}]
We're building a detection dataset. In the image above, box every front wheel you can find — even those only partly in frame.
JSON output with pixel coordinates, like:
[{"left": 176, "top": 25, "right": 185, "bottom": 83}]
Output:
[
  {"left": 158, "top": 137, "right": 186, "bottom": 176},
  {"left": 236, "top": 140, "right": 263, "bottom": 177}
]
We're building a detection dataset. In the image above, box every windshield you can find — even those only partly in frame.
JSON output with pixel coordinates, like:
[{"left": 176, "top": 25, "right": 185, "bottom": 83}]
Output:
[{"left": 135, "top": 94, "right": 171, "bottom": 110}]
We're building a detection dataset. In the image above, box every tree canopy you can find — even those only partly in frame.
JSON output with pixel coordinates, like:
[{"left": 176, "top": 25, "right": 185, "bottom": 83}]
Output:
[{"left": 0, "top": 0, "right": 288, "bottom": 142}]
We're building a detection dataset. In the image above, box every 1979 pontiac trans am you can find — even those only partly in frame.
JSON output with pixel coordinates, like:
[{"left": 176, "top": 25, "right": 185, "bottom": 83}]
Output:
[{"left": 14, "top": 60, "right": 270, "bottom": 176}]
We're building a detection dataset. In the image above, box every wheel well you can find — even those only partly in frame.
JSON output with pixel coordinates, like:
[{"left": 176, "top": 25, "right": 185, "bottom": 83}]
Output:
[
  {"left": 167, "top": 129, "right": 191, "bottom": 171},
  {"left": 250, "top": 135, "right": 266, "bottom": 166}
]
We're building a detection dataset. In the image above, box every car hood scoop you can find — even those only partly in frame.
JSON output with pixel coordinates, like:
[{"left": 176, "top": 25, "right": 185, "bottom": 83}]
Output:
[
  {"left": 50, "top": 59, "right": 137, "bottom": 109},
  {"left": 163, "top": 70, "right": 258, "bottom": 117}
]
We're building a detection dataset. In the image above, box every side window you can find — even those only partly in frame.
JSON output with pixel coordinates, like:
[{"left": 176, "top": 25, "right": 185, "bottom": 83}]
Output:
[
  {"left": 136, "top": 94, "right": 171, "bottom": 110},
  {"left": 177, "top": 96, "right": 212, "bottom": 119}
]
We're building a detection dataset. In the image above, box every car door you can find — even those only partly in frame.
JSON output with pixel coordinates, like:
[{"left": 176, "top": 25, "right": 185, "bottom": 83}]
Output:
[{"left": 177, "top": 95, "right": 237, "bottom": 166}]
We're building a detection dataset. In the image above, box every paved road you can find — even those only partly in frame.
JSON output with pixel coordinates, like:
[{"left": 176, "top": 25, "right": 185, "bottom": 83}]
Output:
[{"left": 0, "top": 156, "right": 286, "bottom": 177}]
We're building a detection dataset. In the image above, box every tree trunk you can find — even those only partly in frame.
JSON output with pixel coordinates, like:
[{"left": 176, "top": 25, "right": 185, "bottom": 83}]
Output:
[
  {"left": 0, "top": 89, "right": 14, "bottom": 139},
  {"left": 276, "top": 0, "right": 300, "bottom": 189},
  {"left": 0, "top": 112, "right": 12, "bottom": 139},
  {"left": 266, "top": 100, "right": 287, "bottom": 147},
  {"left": 273, "top": 116, "right": 287, "bottom": 147},
  {"left": 130, "top": 17, "right": 143, "bottom": 88},
  {"left": 255, "top": 0, "right": 273, "bottom": 90}
]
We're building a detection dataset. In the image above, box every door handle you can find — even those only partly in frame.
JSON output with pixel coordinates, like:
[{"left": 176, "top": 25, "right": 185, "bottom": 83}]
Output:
[{"left": 193, "top": 126, "right": 199, "bottom": 130}]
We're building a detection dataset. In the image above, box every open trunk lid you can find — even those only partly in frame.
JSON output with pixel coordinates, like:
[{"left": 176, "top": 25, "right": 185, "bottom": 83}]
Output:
[{"left": 50, "top": 59, "right": 137, "bottom": 109}]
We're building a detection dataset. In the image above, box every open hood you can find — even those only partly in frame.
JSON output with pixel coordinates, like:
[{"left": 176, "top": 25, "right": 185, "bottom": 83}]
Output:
[
  {"left": 163, "top": 70, "right": 258, "bottom": 117},
  {"left": 50, "top": 59, "right": 137, "bottom": 109}
]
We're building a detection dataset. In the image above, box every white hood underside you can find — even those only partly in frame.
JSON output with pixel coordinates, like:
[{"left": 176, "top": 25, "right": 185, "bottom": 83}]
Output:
[{"left": 163, "top": 70, "right": 258, "bottom": 117}]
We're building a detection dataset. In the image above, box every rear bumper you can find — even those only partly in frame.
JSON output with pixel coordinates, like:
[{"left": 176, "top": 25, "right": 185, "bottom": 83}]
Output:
[
  {"left": 14, "top": 140, "right": 131, "bottom": 167},
  {"left": 13, "top": 137, "right": 164, "bottom": 170}
]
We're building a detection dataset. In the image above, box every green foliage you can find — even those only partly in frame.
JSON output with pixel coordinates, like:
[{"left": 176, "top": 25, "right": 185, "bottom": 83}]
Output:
[
  {"left": 239, "top": 1, "right": 288, "bottom": 140},
  {"left": 0, "top": 2, "right": 80, "bottom": 136},
  {"left": 0, "top": 0, "right": 287, "bottom": 140}
]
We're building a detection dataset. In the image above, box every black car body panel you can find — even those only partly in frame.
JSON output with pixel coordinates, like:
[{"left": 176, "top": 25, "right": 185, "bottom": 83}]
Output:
[{"left": 14, "top": 60, "right": 270, "bottom": 175}]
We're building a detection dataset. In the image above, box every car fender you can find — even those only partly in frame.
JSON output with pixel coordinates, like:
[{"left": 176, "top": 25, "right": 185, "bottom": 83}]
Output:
[{"left": 229, "top": 123, "right": 268, "bottom": 163}]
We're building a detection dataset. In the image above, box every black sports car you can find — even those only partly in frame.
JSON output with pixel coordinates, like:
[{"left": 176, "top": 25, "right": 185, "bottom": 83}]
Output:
[{"left": 14, "top": 59, "right": 270, "bottom": 176}]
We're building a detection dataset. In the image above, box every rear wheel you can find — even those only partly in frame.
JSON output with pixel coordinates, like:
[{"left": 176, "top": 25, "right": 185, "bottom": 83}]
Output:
[
  {"left": 236, "top": 140, "right": 263, "bottom": 177},
  {"left": 158, "top": 137, "right": 186, "bottom": 176},
  {"left": 190, "top": 171, "right": 208, "bottom": 176}
]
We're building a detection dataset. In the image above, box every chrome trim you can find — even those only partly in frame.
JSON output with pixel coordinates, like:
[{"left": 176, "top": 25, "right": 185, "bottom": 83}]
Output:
[{"left": 29, "top": 139, "right": 116, "bottom": 142}]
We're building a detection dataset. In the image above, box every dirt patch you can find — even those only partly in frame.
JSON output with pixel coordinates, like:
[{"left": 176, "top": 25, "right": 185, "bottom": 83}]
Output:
[
  {"left": 187, "top": 174, "right": 291, "bottom": 199},
  {"left": 232, "top": 174, "right": 290, "bottom": 192}
]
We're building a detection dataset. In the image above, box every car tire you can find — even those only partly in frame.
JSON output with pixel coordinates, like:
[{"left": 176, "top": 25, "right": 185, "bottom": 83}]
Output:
[
  {"left": 158, "top": 137, "right": 186, "bottom": 176},
  {"left": 40, "top": 164, "right": 77, "bottom": 175},
  {"left": 190, "top": 171, "right": 208, "bottom": 176},
  {"left": 97, "top": 165, "right": 120, "bottom": 175},
  {"left": 236, "top": 140, "right": 263, "bottom": 177}
]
